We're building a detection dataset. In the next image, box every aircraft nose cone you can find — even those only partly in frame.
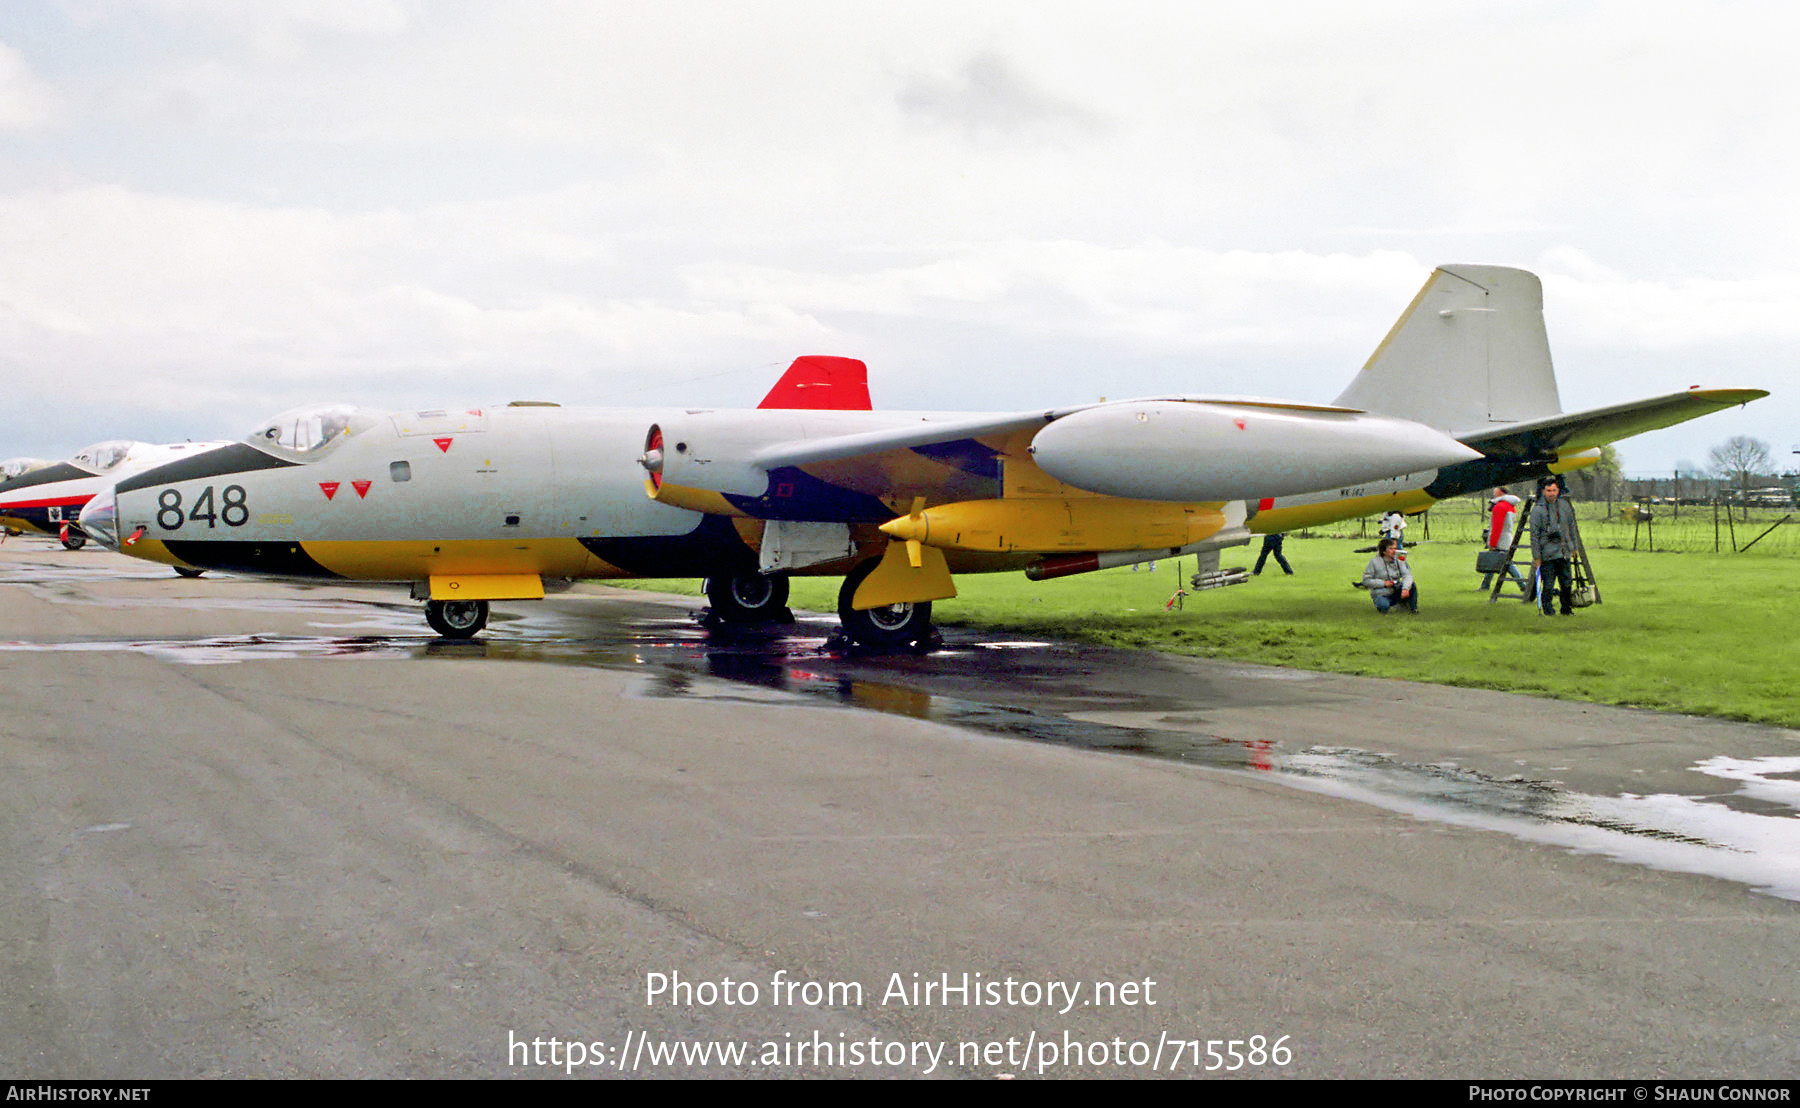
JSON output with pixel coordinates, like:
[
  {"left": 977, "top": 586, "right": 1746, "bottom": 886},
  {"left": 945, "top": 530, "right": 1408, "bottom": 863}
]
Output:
[{"left": 78, "top": 485, "right": 120, "bottom": 550}]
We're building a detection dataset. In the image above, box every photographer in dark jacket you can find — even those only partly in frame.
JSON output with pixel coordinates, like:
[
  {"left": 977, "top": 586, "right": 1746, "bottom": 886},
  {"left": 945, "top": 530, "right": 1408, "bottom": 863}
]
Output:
[{"left": 1530, "top": 477, "right": 1581, "bottom": 616}]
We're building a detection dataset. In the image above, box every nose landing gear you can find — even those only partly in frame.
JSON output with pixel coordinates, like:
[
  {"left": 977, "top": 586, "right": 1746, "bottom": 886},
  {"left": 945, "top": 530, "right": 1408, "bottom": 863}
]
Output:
[{"left": 425, "top": 598, "right": 489, "bottom": 639}]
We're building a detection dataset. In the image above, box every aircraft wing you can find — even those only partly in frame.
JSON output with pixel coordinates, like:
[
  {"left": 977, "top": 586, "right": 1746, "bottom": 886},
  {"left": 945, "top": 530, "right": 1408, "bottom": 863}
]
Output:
[
  {"left": 649, "top": 397, "right": 1482, "bottom": 514},
  {"left": 1455, "top": 388, "right": 1769, "bottom": 459},
  {"left": 748, "top": 395, "right": 1364, "bottom": 469},
  {"left": 750, "top": 408, "right": 1069, "bottom": 470}
]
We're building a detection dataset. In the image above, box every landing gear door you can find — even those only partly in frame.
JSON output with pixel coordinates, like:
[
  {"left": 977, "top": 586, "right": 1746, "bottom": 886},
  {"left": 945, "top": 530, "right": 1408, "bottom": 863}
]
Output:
[{"left": 758, "top": 520, "right": 855, "bottom": 573}]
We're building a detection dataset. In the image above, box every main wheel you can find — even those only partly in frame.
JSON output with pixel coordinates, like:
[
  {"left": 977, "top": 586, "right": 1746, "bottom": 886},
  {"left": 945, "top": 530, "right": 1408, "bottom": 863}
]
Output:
[
  {"left": 704, "top": 571, "right": 791, "bottom": 623},
  {"left": 60, "top": 530, "right": 87, "bottom": 551},
  {"left": 836, "top": 559, "right": 933, "bottom": 649},
  {"left": 425, "top": 598, "right": 489, "bottom": 639}
]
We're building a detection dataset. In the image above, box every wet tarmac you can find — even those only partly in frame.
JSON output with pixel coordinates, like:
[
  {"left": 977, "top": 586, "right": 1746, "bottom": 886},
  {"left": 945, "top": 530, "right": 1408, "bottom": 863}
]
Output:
[
  {"left": 4, "top": 537, "right": 1798, "bottom": 1078},
  {"left": 8, "top": 543, "right": 1799, "bottom": 905}
]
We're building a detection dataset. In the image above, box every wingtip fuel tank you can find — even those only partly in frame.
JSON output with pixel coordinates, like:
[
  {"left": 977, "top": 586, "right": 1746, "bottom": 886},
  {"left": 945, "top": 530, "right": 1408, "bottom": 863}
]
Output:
[{"left": 1026, "top": 400, "right": 1483, "bottom": 502}]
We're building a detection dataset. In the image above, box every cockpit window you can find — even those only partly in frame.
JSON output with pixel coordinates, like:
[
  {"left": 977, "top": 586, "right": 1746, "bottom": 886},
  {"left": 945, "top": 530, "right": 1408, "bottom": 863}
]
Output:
[
  {"left": 246, "top": 404, "right": 380, "bottom": 459},
  {"left": 70, "top": 440, "right": 138, "bottom": 473}
]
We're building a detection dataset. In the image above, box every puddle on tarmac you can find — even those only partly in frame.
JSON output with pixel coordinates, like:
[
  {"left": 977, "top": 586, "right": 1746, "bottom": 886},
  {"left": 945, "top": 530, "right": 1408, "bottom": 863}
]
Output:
[
  {"left": 4, "top": 563, "right": 1798, "bottom": 901},
  {"left": 1268, "top": 749, "right": 1800, "bottom": 901},
  {"left": 586, "top": 616, "right": 1800, "bottom": 903},
  {"left": 0, "top": 559, "right": 174, "bottom": 586}
]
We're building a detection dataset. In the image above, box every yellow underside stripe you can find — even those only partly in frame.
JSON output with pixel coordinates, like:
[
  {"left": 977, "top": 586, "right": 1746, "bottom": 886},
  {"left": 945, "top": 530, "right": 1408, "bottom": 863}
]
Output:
[
  {"left": 1252, "top": 489, "right": 1437, "bottom": 534},
  {"left": 302, "top": 538, "right": 609, "bottom": 579}
]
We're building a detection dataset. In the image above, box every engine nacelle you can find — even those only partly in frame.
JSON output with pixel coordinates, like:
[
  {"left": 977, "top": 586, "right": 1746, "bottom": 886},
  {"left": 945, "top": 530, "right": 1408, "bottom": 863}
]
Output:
[
  {"left": 641, "top": 419, "right": 772, "bottom": 495},
  {"left": 1027, "top": 400, "right": 1481, "bottom": 502},
  {"left": 638, "top": 411, "right": 901, "bottom": 522}
]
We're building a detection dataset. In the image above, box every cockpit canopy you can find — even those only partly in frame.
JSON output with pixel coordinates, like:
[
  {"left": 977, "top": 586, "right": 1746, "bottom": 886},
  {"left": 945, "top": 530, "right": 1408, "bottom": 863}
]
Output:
[
  {"left": 245, "top": 404, "right": 382, "bottom": 460},
  {"left": 1, "top": 457, "right": 49, "bottom": 480},
  {"left": 69, "top": 440, "right": 141, "bottom": 473}
]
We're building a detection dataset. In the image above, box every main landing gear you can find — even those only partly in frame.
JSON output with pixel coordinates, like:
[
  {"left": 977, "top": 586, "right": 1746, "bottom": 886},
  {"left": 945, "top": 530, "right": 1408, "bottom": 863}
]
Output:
[
  {"left": 703, "top": 570, "right": 793, "bottom": 624},
  {"left": 701, "top": 563, "right": 936, "bottom": 650},
  {"left": 60, "top": 530, "right": 87, "bottom": 551},
  {"left": 425, "top": 598, "right": 489, "bottom": 639},
  {"left": 833, "top": 559, "right": 934, "bottom": 651}
]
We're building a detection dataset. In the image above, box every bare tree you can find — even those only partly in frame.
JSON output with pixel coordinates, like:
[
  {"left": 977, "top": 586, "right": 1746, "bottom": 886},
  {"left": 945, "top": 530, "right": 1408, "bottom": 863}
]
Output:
[{"left": 1709, "top": 435, "right": 1773, "bottom": 517}]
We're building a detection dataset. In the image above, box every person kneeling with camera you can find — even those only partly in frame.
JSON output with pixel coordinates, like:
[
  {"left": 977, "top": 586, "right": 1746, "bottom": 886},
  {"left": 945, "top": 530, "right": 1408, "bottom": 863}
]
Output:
[{"left": 1362, "top": 537, "right": 1418, "bottom": 613}]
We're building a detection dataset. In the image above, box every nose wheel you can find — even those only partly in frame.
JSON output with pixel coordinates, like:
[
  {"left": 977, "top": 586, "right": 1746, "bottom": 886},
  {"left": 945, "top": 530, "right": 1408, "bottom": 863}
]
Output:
[{"left": 425, "top": 598, "right": 489, "bottom": 639}]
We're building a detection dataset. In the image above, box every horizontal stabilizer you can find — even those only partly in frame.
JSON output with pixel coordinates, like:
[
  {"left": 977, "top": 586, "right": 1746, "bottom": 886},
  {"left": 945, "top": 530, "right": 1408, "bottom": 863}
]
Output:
[{"left": 1458, "top": 388, "right": 1769, "bottom": 459}]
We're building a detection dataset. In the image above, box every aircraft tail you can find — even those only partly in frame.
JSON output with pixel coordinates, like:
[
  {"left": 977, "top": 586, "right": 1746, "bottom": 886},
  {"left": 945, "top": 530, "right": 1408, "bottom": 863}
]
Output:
[
  {"left": 1334, "top": 265, "right": 1562, "bottom": 436},
  {"left": 757, "top": 355, "right": 873, "bottom": 411}
]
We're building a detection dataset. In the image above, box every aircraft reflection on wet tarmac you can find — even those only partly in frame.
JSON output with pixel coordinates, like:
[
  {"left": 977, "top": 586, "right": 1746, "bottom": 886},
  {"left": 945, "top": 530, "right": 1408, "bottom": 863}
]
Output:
[{"left": 4, "top": 559, "right": 1799, "bottom": 902}]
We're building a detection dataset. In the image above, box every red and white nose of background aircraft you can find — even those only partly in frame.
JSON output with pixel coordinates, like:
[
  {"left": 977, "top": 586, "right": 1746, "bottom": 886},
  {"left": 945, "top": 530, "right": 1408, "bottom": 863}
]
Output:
[
  {"left": 0, "top": 440, "right": 228, "bottom": 552},
  {"left": 73, "top": 265, "right": 1764, "bottom": 646}
]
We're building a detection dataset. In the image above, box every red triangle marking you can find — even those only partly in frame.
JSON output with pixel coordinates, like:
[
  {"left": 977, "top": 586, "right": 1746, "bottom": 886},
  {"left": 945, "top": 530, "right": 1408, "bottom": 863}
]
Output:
[
  {"left": 434, "top": 437, "right": 453, "bottom": 453},
  {"left": 319, "top": 482, "right": 340, "bottom": 500},
  {"left": 352, "top": 480, "right": 372, "bottom": 499}
]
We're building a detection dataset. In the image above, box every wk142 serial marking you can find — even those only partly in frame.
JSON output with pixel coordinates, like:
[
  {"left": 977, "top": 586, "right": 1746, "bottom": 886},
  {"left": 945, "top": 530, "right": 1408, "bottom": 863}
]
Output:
[{"left": 156, "top": 485, "right": 250, "bottom": 530}]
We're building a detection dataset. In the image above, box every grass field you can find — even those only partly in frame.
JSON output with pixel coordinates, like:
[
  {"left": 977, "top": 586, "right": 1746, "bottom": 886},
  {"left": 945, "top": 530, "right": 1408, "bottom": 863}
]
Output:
[{"left": 627, "top": 536, "right": 1800, "bottom": 728}]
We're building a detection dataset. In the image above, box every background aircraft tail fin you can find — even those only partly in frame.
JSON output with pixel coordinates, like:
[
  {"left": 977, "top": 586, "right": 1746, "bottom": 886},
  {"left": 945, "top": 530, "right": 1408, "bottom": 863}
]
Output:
[
  {"left": 1334, "top": 265, "right": 1562, "bottom": 435},
  {"left": 757, "top": 355, "right": 873, "bottom": 411}
]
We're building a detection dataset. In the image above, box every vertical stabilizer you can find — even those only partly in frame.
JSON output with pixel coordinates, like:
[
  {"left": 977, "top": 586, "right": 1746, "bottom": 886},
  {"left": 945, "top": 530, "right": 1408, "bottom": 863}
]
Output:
[{"left": 1333, "top": 266, "right": 1561, "bottom": 434}]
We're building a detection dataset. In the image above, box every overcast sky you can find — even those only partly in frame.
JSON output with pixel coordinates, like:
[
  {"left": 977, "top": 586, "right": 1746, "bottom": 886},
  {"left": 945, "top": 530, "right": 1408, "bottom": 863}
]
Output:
[{"left": 0, "top": 0, "right": 1791, "bottom": 476}]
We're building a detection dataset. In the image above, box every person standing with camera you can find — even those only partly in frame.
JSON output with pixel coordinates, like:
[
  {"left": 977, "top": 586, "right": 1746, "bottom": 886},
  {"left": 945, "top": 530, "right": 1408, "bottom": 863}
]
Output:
[{"left": 1530, "top": 477, "right": 1582, "bottom": 616}]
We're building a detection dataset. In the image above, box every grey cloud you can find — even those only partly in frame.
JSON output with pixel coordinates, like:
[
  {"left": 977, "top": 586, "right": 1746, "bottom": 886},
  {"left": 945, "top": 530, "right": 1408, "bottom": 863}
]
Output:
[{"left": 896, "top": 52, "right": 1106, "bottom": 139}]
